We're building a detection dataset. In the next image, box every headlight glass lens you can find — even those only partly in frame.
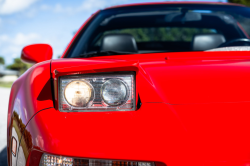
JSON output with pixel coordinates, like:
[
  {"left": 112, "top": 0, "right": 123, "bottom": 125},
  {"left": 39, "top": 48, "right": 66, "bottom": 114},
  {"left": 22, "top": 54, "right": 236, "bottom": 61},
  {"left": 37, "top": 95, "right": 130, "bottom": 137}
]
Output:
[
  {"left": 101, "top": 79, "right": 128, "bottom": 106},
  {"left": 59, "top": 73, "right": 135, "bottom": 112},
  {"left": 64, "top": 80, "right": 93, "bottom": 107}
]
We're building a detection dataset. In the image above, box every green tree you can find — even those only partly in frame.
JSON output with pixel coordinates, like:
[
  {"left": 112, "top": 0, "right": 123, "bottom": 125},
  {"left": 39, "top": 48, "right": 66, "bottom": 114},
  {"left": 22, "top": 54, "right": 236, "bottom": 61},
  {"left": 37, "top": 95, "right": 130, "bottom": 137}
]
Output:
[
  {"left": 7, "top": 58, "right": 32, "bottom": 75},
  {"left": 228, "top": 0, "right": 250, "bottom": 6},
  {"left": 0, "top": 57, "right": 5, "bottom": 65}
]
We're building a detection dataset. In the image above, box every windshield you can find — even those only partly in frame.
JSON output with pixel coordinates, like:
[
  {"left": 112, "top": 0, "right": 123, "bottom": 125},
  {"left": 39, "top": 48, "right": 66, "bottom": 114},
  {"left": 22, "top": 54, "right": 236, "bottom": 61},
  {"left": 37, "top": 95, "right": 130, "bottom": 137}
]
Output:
[{"left": 66, "top": 4, "right": 250, "bottom": 58}]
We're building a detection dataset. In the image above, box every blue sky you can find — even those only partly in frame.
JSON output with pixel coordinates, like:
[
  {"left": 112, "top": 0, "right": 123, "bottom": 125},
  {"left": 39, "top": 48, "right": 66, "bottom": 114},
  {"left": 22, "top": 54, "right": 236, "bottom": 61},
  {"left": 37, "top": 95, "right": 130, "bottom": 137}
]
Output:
[{"left": 0, "top": 0, "right": 227, "bottom": 64}]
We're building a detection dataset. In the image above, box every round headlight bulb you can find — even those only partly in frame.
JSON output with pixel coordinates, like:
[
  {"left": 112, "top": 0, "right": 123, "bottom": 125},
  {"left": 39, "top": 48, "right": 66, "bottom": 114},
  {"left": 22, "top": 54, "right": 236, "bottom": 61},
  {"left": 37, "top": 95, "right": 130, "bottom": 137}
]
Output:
[
  {"left": 101, "top": 79, "right": 128, "bottom": 106},
  {"left": 64, "top": 80, "right": 93, "bottom": 107}
]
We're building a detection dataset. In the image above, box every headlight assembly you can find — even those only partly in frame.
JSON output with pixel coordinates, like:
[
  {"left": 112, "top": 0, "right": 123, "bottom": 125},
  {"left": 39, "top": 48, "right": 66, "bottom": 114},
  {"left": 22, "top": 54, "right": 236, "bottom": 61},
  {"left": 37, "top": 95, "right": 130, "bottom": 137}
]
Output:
[{"left": 59, "top": 73, "right": 135, "bottom": 112}]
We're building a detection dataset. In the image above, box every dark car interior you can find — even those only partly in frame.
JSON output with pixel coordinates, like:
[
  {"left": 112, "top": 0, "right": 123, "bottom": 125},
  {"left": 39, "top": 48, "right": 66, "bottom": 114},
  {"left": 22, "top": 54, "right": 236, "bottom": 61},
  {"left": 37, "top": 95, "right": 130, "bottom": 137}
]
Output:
[
  {"left": 98, "top": 33, "right": 227, "bottom": 53},
  {"left": 67, "top": 5, "right": 250, "bottom": 58},
  {"left": 87, "top": 13, "right": 248, "bottom": 55}
]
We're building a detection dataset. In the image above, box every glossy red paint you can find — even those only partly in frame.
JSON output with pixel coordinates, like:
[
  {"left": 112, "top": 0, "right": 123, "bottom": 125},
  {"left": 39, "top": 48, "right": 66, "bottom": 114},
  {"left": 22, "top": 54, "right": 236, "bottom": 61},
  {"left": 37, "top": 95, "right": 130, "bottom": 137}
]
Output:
[
  {"left": 105, "top": 1, "right": 245, "bottom": 10},
  {"left": 21, "top": 44, "right": 53, "bottom": 64},
  {"left": 52, "top": 51, "right": 250, "bottom": 105},
  {"left": 9, "top": 50, "right": 250, "bottom": 166},
  {"left": 24, "top": 101, "right": 250, "bottom": 166},
  {"left": 7, "top": 60, "right": 53, "bottom": 165},
  {"left": 7, "top": 2, "right": 250, "bottom": 166}
]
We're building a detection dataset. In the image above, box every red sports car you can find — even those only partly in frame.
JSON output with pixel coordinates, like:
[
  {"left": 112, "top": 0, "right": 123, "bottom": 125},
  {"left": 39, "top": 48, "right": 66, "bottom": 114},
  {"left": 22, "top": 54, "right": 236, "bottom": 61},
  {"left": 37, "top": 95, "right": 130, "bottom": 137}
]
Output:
[{"left": 7, "top": 2, "right": 250, "bottom": 166}]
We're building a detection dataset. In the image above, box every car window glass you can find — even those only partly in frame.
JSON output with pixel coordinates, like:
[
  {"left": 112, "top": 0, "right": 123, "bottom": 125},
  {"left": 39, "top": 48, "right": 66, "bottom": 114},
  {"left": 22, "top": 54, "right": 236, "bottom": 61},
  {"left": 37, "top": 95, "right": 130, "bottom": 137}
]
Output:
[
  {"left": 94, "top": 27, "right": 217, "bottom": 46},
  {"left": 66, "top": 5, "right": 250, "bottom": 58}
]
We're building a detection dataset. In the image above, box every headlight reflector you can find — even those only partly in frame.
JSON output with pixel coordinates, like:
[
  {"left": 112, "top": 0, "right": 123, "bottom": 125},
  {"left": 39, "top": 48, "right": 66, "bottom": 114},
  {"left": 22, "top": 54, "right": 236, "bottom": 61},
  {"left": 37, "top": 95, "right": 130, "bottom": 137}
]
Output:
[
  {"left": 64, "top": 80, "right": 93, "bottom": 107},
  {"left": 101, "top": 79, "right": 128, "bottom": 106}
]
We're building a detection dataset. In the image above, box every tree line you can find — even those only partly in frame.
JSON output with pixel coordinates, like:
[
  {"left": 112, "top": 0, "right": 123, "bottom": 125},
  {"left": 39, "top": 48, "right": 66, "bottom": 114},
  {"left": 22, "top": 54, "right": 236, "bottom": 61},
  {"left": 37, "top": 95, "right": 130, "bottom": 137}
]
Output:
[
  {"left": 0, "top": 57, "right": 32, "bottom": 75},
  {"left": 228, "top": 0, "right": 250, "bottom": 6}
]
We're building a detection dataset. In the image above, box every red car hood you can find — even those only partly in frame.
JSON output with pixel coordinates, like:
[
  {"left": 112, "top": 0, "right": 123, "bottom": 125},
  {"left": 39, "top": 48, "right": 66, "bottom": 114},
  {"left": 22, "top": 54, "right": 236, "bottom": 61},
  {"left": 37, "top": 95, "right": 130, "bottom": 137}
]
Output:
[
  {"left": 53, "top": 51, "right": 250, "bottom": 104},
  {"left": 46, "top": 51, "right": 250, "bottom": 165}
]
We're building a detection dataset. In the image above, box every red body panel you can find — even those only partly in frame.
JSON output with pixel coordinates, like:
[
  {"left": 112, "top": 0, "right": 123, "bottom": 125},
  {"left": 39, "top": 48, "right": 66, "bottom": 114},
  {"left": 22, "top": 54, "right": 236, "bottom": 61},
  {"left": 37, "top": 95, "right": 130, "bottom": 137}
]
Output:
[
  {"left": 21, "top": 101, "right": 250, "bottom": 166},
  {"left": 53, "top": 52, "right": 250, "bottom": 104},
  {"left": 10, "top": 50, "right": 250, "bottom": 166},
  {"left": 7, "top": 60, "right": 53, "bottom": 165},
  {"left": 21, "top": 44, "right": 53, "bottom": 64},
  {"left": 105, "top": 1, "right": 246, "bottom": 10},
  {"left": 7, "top": 2, "right": 250, "bottom": 166}
]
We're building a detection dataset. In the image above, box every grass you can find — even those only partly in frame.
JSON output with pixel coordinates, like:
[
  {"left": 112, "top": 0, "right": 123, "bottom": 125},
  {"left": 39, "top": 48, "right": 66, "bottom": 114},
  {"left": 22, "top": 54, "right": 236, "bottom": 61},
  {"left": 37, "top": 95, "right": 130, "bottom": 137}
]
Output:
[{"left": 0, "top": 82, "right": 13, "bottom": 88}]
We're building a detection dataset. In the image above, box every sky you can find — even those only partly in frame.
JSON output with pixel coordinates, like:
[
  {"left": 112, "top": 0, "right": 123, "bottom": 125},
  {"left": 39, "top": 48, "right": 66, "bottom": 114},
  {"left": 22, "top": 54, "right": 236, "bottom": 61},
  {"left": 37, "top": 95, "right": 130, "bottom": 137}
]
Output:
[{"left": 0, "top": 0, "right": 227, "bottom": 64}]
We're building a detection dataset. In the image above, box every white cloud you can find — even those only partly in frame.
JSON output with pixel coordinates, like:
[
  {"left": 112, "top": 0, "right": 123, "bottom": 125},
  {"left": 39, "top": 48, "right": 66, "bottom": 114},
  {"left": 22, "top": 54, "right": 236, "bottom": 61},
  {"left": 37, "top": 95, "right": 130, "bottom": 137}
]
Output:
[
  {"left": 53, "top": 3, "right": 75, "bottom": 14},
  {"left": 50, "top": 0, "right": 128, "bottom": 15},
  {"left": 23, "top": 8, "right": 37, "bottom": 17},
  {"left": 13, "top": 33, "right": 40, "bottom": 45},
  {"left": 78, "top": 0, "right": 107, "bottom": 12},
  {"left": 0, "top": 33, "right": 41, "bottom": 63},
  {"left": 78, "top": 0, "right": 128, "bottom": 11},
  {"left": 0, "top": 33, "right": 40, "bottom": 46},
  {"left": 0, "top": 0, "right": 38, "bottom": 15},
  {"left": 0, "top": 32, "right": 69, "bottom": 64},
  {"left": 40, "top": 4, "right": 50, "bottom": 11},
  {"left": 54, "top": 3, "right": 64, "bottom": 13}
]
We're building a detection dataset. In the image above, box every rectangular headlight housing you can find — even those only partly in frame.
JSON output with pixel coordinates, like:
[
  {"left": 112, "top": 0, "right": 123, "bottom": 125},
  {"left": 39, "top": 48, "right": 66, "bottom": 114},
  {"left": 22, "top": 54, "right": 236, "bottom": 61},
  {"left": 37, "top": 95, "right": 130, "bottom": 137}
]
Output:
[{"left": 59, "top": 73, "right": 135, "bottom": 112}]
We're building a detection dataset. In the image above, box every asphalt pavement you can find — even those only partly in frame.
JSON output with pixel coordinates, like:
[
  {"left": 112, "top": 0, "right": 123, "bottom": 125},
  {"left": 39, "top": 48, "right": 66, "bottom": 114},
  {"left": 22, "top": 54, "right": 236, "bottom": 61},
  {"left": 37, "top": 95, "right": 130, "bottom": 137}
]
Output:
[{"left": 0, "top": 87, "right": 10, "bottom": 166}]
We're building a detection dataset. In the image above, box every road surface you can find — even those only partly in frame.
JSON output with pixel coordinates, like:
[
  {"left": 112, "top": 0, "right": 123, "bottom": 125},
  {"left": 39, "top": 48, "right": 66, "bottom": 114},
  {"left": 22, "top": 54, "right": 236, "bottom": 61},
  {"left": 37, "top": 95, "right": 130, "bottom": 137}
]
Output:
[
  {"left": 0, "top": 87, "right": 10, "bottom": 152},
  {"left": 0, "top": 87, "right": 10, "bottom": 165}
]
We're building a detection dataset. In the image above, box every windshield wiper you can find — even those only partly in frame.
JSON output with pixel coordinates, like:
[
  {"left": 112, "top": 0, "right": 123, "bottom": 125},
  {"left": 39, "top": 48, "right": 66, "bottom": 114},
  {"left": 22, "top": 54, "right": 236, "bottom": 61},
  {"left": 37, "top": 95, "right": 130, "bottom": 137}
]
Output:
[{"left": 79, "top": 50, "right": 134, "bottom": 58}]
